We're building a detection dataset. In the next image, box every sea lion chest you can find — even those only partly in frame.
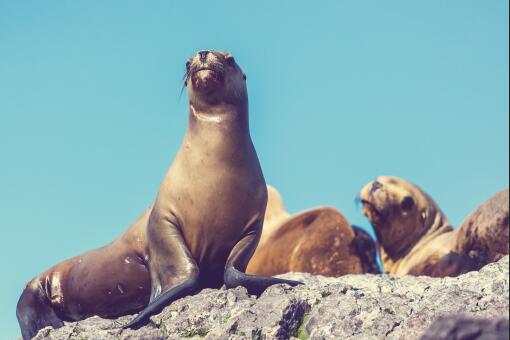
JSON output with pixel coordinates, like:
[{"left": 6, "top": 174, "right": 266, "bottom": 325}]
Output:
[{"left": 158, "top": 128, "right": 266, "bottom": 268}]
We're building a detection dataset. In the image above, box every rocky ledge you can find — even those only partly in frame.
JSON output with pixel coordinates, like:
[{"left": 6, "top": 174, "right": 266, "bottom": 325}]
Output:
[{"left": 34, "top": 256, "right": 509, "bottom": 340}]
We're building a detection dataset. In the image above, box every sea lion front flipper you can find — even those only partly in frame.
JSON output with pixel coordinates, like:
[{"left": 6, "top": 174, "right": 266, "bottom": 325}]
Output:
[
  {"left": 122, "top": 212, "right": 199, "bottom": 330},
  {"left": 224, "top": 225, "right": 303, "bottom": 296},
  {"left": 426, "top": 252, "right": 479, "bottom": 277}
]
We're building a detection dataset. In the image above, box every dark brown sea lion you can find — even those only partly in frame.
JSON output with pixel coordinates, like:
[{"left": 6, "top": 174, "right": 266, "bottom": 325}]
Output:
[
  {"left": 359, "top": 176, "right": 509, "bottom": 277},
  {"left": 351, "top": 225, "right": 381, "bottom": 274},
  {"left": 246, "top": 186, "right": 380, "bottom": 276},
  {"left": 16, "top": 50, "right": 300, "bottom": 340},
  {"left": 17, "top": 209, "right": 153, "bottom": 339},
  {"left": 454, "top": 189, "right": 509, "bottom": 268}
]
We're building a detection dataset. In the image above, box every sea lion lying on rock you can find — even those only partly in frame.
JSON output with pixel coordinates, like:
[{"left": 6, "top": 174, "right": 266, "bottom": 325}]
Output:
[
  {"left": 359, "top": 176, "right": 509, "bottom": 276},
  {"left": 455, "top": 189, "right": 509, "bottom": 266},
  {"left": 246, "top": 186, "right": 380, "bottom": 276},
  {"left": 16, "top": 51, "right": 301, "bottom": 340}
]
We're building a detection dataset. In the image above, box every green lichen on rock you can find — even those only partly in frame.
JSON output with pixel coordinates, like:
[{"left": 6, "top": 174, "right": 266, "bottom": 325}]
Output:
[
  {"left": 292, "top": 314, "right": 310, "bottom": 340},
  {"left": 321, "top": 290, "right": 332, "bottom": 298},
  {"left": 180, "top": 329, "right": 209, "bottom": 338},
  {"left": 384, "top": 308, "right": 395, "bottom": 315}
]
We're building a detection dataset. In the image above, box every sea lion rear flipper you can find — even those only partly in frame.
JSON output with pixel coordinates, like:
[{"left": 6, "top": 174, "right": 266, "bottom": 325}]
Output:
[
  {"left": 17, "top": 284, "right": 64, "bottom": 340},
  {"left": 427, "top": 252, "right": 479, "bottom": 277},
  {"left": 224, "top": 225, "right": 303, "bottom": 295},
  {"left": 122, "top": 212, "right": 199, "bottom": 330}
]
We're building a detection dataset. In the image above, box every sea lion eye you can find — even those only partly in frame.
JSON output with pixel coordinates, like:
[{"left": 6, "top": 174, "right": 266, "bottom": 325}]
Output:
[
  {"left": 185, "top": 61, "right": 191, "bottom": 70},
  {"left": 243, "top": 73, "right": 247, "bottom": 80},
  {"left": 401, "top": 196, "right": 414, "bottom": 211}
]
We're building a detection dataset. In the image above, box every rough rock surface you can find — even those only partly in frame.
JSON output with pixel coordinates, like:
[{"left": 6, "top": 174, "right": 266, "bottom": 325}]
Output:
[
  {"left": 419, "top": 315, "right": 509, "bottom": 340},
  {"left": 34, "top": 256, "right": 509, "bottom": 340}
]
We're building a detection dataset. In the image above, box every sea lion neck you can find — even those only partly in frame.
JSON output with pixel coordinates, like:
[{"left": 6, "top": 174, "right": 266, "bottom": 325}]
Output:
[
  {"left": 381, "top": 208, "right": 453, "bottom": 263},
  {"left": 188, "top": 103, "right": 249, "bottom": 133}
]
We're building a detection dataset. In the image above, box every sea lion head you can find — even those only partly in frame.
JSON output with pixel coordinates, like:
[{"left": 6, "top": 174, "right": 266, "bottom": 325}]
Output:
[
  {"left": 258, "top": 185, "right": 290, "bottom": 247},
  {"left": 264, "top": 185, "right": 288, "bottom": 223},
  {"left": 184, "top": 50, "right": 247, "bottom": 110},
  {"left": 359, "top": 176, "right": 448, "bottom": 259}
]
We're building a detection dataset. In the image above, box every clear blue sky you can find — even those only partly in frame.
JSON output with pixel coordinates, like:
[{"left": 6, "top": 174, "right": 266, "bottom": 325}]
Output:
[{"left": 0, "top": 1, "right": 508, "bottom": 338}]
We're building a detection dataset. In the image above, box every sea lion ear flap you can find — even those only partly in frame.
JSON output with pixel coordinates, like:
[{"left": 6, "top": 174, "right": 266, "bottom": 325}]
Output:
[{"left": 242, "top": 73, "right": 247, "bottom": 80}]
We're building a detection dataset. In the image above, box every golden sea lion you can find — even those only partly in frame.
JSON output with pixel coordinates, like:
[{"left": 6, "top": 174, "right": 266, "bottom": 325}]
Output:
[
  {"left": 359, "top": 176, "right": 509, "bottom": 277},
  {"left": 257, "top": 185, "right": 290, "bottom": 248},
  {"left": 246, "top": 186, "right": 380, "bottom": 276},
  {"left": 16, "top": 51, "right": 301, "bottom": 340}
]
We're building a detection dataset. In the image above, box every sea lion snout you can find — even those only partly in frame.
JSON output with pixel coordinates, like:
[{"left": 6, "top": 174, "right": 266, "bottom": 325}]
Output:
[
  {"left": 187, "top": 51, "right": 226, "bottom": 93},
  {"left": 360, "top": 179, "right": 389, "bottom": 227},
  {"left": 198, "top": 50, "right": 209, "bottom": 63},
  {"left": 185, "top": 50, "right": 247, "bottom": 108}
]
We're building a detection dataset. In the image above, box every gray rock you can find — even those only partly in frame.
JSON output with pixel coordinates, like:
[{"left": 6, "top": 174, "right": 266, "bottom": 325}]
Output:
[
  {"left": 420, "top": 315, "right": 509, "bottom": 340},
  {"left": 34, "top": 256, "right": 509, "bottom": 340}
]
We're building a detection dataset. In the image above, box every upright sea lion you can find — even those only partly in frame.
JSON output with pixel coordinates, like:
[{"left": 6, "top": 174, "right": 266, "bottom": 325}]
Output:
[
  {"left": 246, "top": 186, "right": 380, "bottom": 276},
  {"left": 359, "top": 176, "right": 509, "bottom": 277},
  {"left": 16, "top": 51, "right": 300, "bottom": 340}
]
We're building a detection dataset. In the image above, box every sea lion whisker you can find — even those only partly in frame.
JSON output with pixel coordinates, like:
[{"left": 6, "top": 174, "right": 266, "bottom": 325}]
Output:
[{"left": 179, "top": 68, "right": 191, "bottom": 99}]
